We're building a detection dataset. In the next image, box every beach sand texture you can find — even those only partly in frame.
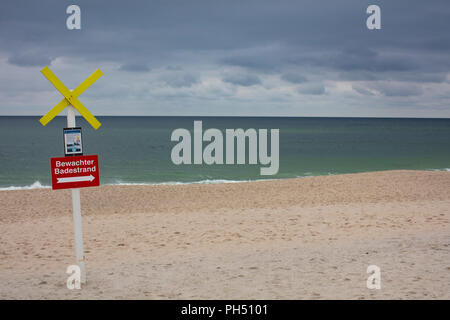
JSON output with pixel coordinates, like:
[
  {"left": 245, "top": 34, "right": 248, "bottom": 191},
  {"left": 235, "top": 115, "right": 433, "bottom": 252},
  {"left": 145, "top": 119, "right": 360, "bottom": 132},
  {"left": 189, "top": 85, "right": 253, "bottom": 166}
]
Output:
[{"left": 0, "top": 170, "right": 449, "bottom": 299}]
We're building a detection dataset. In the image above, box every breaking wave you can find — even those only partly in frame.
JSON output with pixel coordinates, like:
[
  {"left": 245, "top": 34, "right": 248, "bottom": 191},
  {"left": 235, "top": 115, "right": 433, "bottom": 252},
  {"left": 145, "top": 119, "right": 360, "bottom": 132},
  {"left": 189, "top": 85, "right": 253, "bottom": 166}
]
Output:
[{"left": 0, "top": 181, "right": 51, "bottom": 191}]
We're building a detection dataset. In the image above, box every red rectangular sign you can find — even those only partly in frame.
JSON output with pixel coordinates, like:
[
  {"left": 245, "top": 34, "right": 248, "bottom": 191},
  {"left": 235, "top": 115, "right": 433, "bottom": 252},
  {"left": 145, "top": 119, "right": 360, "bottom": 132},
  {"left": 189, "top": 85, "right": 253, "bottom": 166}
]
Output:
[{"left": 50, "top": 155, "right": 100, "bottom": 190}]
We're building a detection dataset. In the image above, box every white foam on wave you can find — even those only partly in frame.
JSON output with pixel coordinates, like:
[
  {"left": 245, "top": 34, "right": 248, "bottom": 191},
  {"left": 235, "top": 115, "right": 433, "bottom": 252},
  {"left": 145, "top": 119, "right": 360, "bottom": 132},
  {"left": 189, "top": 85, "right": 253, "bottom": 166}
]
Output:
[
  {"left": 0, "top": 177, "right": 274, "bottom": 190},
  {"left": 107, "top": 178, "right": 275, "bottom": 187},
  {"left": 0, "top": 181, "right": 51, "bottom": 191}
]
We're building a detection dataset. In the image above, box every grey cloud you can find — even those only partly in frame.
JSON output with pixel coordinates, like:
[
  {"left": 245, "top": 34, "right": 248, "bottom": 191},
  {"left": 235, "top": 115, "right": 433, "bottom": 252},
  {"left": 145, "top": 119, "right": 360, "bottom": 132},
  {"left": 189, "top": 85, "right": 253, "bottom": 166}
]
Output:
[
  {"left": 161, "top": 73, "right": 199, "bottom": 88},
  {"left": 367, "top": 82, "right": 423, "bottom": 97},
  {"left": 220, "top": 54, "right": 279, "bottom": 72},
  {"left": 0, "top": 0, "right": 449, "bottom": 116},
  {"left": 166, "top": 65, "right": 183, "bottom": 71},
  {"left": 223, "top": 47, "right": 424, "bottom": 78},
  {"left": 332, "top": 53, "right": 417, "bottom": 73},
  {"left": 297, "top": 49, "right": 419, "bottom": 73},
  {"left": 119, "top": 63, "right": 150, "bottom": 72},
  {"left": 340, "top": 70, "right": 447, "bottom": 84},
  {"left": 8, "top": 52, "right": 54, "bottom": 67},
  {"left": 1, "top": 1, "right": 449, "bottom": 76},
  {"left": 352, "top": 84, "right": 375, "bottom": 96},
  {"left": 298, "top": 83, "right": 325, "bottom": 95},
  {"left": 392, "top": 73, "right": 447, "bottom": 83},
  {"left": 281, "top": 73, "right": 307, "bottom": 84},
  {"left": 339, "top": 71, "right": 380, "bottom": 81},
  {"left": 222, "top": 73, "right": 261, "bottom": 87}
]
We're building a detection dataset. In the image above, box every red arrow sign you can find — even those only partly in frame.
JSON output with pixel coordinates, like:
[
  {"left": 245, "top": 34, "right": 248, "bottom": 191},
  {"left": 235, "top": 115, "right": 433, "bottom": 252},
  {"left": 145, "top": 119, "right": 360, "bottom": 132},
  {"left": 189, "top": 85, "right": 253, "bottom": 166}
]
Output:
[{"left": 50, "top": 155, "right": 100, "bottom": 190}]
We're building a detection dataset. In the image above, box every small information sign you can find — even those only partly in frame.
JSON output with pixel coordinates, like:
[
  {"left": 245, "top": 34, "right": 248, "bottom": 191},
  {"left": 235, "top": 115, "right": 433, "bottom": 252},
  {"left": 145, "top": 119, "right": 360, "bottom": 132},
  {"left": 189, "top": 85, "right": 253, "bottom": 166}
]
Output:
[{"left": 64, "top": 127, "right": 83, "bottom": 156}]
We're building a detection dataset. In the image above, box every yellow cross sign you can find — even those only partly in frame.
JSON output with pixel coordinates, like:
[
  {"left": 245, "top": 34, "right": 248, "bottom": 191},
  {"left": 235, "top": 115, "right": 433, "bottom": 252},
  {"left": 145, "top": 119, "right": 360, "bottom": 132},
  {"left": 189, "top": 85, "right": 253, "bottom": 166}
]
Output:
[{"left": 40, "top": 66, "right": 103, "bottom": 130}]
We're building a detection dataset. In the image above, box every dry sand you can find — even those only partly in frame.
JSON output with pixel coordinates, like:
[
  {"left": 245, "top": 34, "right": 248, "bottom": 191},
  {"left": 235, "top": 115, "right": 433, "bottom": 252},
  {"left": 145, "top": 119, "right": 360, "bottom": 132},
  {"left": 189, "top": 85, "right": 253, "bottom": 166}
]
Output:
[{"left": 0, "top": 170, "right": 449, "bottom": 299}]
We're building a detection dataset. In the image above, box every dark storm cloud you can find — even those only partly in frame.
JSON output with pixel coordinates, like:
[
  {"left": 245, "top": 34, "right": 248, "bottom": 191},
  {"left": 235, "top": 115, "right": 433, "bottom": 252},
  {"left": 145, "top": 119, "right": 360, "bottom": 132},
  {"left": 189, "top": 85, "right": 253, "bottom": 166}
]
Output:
[
  {"left": 0, "top": 0, "right": 450, "bottom": 116},
  {"left": 1, "top": 0, "right": 449, "bottom": 74},
  {"left": 222, "top": 73, "right": 261, "bottom": 87}
]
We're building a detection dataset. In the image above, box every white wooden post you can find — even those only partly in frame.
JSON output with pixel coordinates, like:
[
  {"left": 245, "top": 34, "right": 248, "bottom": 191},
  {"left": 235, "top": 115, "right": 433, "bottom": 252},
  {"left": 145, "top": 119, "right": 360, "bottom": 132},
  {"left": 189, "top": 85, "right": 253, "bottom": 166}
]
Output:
[{"left": 67, "top": 105, "right": 86, "bottom": 284}]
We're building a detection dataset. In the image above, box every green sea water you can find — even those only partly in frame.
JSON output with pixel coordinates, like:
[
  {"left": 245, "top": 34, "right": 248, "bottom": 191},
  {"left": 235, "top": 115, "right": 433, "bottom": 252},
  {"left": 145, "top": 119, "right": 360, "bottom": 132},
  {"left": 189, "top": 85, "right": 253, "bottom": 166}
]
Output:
[{"left": 0, "top": 116, "right": 449, "bottom": 189}]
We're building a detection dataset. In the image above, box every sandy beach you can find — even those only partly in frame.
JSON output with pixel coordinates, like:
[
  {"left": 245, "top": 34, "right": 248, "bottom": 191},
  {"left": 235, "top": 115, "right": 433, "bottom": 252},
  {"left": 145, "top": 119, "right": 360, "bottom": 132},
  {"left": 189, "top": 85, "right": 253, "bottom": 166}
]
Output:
[{"left": 0, "top": 170, "right": 449, "bottom": 299}]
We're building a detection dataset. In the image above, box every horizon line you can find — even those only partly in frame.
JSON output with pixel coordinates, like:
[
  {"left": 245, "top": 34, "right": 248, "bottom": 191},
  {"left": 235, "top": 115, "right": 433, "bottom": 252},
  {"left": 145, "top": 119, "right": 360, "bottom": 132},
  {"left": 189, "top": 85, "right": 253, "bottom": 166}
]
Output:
[{"left": 1, "top": 115, "right": 450, "bottom": 120}]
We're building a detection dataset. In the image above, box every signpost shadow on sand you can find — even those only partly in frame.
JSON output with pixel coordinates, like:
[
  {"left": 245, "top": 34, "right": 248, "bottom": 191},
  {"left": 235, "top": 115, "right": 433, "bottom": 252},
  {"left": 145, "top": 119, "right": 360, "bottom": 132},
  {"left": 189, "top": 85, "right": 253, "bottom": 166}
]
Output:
[{"left": 39, "top": 66, "right": 103, "bottom": 284}]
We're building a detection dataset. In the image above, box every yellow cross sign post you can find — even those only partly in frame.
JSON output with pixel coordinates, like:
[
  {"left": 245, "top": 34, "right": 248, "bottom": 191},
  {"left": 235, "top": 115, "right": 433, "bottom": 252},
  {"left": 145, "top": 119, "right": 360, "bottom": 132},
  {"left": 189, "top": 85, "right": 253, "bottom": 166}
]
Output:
[
  {"left": 40, "top": 66, "right": 103, "bottom": 284},
  {"left": 40, "top": 66, "right": 103, "bottom": 129}
]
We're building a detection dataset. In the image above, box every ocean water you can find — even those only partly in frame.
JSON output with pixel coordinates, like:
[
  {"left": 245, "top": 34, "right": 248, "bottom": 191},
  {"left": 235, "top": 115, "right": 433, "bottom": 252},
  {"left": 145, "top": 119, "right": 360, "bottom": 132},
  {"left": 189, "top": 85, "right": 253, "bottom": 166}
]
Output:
[{"left": 0, "top": 116, "right": 449, "bottom": 189}]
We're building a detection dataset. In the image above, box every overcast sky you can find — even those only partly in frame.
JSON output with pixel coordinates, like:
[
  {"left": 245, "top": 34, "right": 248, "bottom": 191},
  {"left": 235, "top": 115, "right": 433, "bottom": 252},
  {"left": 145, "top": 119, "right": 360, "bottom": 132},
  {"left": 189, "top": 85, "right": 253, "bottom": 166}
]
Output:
[{"left": 1, "top": 0, "right": 450, "bottom": 117}]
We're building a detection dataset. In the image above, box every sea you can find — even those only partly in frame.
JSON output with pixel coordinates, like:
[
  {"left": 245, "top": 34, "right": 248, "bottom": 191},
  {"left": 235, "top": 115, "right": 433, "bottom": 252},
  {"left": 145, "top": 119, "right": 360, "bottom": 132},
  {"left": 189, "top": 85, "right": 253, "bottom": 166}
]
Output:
[{"left": 0, "top": 116, "right": 449, "bottom": 190}]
